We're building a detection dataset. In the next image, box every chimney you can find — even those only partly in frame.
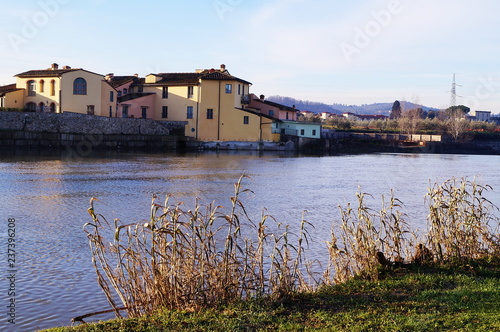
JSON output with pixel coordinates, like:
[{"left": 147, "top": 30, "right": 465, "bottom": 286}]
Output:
[
  {"left": 220, "top": 64, "right": 226, "bottom": 71},
  {"left": 134, "top": 73, "right": 139, "bottom": 77},
  {"left": 63, "top": 65, "right": 71, "bottom": 70},
  {"left": 105, "top": 73, "right": 114, "bottom": 80},
  {"left": 51, "top": 63, "right": 59, "bottom": 70},
  {"left": 260, "top": 94, "right": 265, "bottom": 101}
]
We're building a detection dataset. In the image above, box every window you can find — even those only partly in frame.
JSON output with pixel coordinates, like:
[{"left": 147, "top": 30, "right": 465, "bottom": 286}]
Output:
[
  {"left": 162, "top": 106, "right": 168, "bottom": 118},
  {"left": 206, "top": 108, "right": 213, "bottom": 119},
  {"left": 27, "top": 80, "right": 36, "bottom": 96},
  {"left": 122, "top": 105, "right": 129, "bottom": 118},
  {"left": 162, "top": 87, "right": 168, "bottom": 99},
  {"left": 269, "top": 110, "right": 274, "bottom": 117},
  {"left": 110, "top": 91, "right": 114, "bottom": 102},
  {"left": 238, "top": 84, "right": 241, "bottom": 95},
  {"left": 187, "top": 106, "right": 193, "bottom": 119},
  {"left": 300, "top": 129, "right": 305, "bottom": 136},
  {"left": 50, "top": 80, "right": 56, "bottom": 96},
  {"left": 141, "top": 107, "right": 147, "bottom": 119},
  {"left": 73, "top": 78, "right": 87, "bottom": 95},
  {"left": 286, "top": 112, "right": 289, "bottom": 120},
  {"left": 187, "top": 86, "right": 194, "bottom": 98},
  {"left": 87, "top": 105, "right": 95, "bottom": 115},
  {"left": 243, "top": 116, "right": 249, "bottom": 125},
  {"left": 39, "top": 80, "right": 45, "bottom": 93},
  {"left": 123, "top": 88, "right": 128, "bottom": 95},
  {"left": 39, "top": 102, "right": 45, "bottom": 112},
  {"left": 26, "top": 102, "right": 36, "bottom": 111},
  {"left": 312, "top": 129, "right": 317, "bottom": 136},
  {"left": 109, "top": 106, "right": 113, "bottom": 117},
  {"left": 50, "top": 103, "right": 56, "bottom": 113},
  {"left": 225, "top": 84, "right": 232, "bottom": 94},
  {"left": 117, "top": 91, "right": 122, "bottom": 97}
]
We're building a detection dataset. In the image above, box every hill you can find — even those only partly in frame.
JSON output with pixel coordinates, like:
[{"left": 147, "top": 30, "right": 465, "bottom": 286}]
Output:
[{"left": 267, "top": 96, "right": 439, "bottom": 116}]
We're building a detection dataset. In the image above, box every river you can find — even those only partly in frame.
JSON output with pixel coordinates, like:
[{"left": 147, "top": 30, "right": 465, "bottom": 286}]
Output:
[{"left": 0, "top": 151, "right": 499, "bottom": 331}]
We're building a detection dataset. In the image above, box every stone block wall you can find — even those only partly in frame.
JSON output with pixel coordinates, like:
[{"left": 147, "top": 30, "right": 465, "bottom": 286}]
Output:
[{"left": 0, "top": 111, "right": 187, "bottom": 150}]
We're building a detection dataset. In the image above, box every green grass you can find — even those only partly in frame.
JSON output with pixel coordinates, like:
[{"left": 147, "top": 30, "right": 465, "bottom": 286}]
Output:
[{"left": 42, "top": 264, "right": 500, "bottom": 332}]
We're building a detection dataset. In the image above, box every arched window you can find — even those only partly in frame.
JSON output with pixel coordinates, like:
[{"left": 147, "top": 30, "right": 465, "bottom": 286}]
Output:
[
  {"left": 50, "top": 103, "right": 56, "bottom": 113},
  {"left": 73, "top": 78, "right": 87, "bottom": 95},
  {"left": 39, "top": 80, "right": 45, "bottom": 93},
  {"left": 50, "top": 80, "right": 56, "bottom": 96},
  {"left": 27, "top": 80, "right": 36, "bottom": 96},
  {"left": 39, "top": 102, "right": 45, "bottom": 112}
]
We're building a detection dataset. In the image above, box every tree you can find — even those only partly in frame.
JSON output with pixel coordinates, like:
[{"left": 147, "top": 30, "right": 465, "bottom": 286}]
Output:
[
  {"left": 444, "top": 105, "right": 470, "bottom": 119},
  {"left": 390, "top": 100, "right": 402, "bottom": 119}
]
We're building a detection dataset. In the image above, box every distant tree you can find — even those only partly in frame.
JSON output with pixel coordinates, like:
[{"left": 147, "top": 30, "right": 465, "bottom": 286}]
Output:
[
  {"left": 390, "top": 100, "right": 402, "bottom": 119},
  {"left": 427, "top": 110, "right": 438, "bottom": 119},
  {"left": 399, "top": 108, "right": 424, "bottom": 135},
  {"left": 444, "top": 105, "right": 470, "bottom": 119}
]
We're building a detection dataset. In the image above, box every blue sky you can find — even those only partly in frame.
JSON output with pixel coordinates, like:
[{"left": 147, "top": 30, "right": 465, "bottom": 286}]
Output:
[{"left": 1, "top": 0, "right": 500, "bottom": 111}]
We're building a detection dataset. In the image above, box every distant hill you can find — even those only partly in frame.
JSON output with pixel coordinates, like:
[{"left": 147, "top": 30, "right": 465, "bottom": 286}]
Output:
[{"left": 266, "top": 96, "right": 439, "bottom": 116}]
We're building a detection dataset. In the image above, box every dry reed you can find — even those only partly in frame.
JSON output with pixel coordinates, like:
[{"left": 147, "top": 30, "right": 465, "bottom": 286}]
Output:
[
  {"left": 84, "top": 175, "right": 312, "bottom": 318},
  {"left": 84, "top": 176, "right": 500, "bottom": 319}
]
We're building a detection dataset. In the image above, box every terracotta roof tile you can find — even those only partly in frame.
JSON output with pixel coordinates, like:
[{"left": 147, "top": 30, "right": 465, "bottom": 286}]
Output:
[
  {"left": 107, "top": 76, "right": 139, "bottom": 88},
  {"left": 15, "top": 68, "right": 81, "bottom": 78},
  {"left": 0, "top": 83, "right": 21, "bottom": 94}
]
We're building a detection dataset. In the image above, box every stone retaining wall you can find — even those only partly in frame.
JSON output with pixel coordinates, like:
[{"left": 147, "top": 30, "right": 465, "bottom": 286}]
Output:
[{"left": 0, "top": 111, "right": 187, "bottom": 150}]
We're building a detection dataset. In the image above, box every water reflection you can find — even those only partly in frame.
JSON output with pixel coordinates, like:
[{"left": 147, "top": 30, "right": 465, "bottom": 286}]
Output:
[{"left": 0, "top": 151, "right": 499, "bottom": 331}]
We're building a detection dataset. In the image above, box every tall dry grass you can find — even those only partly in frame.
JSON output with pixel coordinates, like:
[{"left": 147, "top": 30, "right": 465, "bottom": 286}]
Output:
[
  {"left": 84, "top": 176, "right": 312, "bottom": 318},
  {"left": 425, "top": 178, "right": 500, "bottom": 263},
  {"left": 326, "top": 189, "right": 414, "bottom": 283},
  {"left": 84, "top": 176, "right": 500, "bottom": 319}
]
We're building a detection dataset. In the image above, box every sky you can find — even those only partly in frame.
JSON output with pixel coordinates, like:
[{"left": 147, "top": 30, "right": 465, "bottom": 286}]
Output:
[{"left": 1, "top": 0, "right": 500, "bottom": 111}]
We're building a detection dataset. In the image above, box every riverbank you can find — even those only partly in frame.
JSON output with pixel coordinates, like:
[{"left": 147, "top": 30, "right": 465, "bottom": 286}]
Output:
[{"left": 42, "top": 261, "right": 500, "bottom": 331}]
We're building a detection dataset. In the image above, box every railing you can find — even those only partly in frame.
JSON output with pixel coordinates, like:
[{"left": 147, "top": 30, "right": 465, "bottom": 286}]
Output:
[{"left": 241, "top": 95, "right": 251, "bottom": 104}]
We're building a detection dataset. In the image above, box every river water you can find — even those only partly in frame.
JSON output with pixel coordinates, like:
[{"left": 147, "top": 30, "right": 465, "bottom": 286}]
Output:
[{"left": 0, "top": 151, "right": 499, "bottom": 331}]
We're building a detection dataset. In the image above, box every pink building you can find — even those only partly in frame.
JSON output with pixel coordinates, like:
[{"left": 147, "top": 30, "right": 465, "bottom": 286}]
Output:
[
  {"left": 246, "top": 94, "right": 299, "bottom": 121},
  {"left": 105, "top": 74, "right": 156, "bottom": 119}
]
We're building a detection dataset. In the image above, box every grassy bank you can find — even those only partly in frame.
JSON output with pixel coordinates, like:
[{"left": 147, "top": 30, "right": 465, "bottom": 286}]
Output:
[
  {"left": 42, "top": 177, "right": 500, "bottom": 331},
  {"left": 43, "top": 262, "right": 500, "bottom": 331}
]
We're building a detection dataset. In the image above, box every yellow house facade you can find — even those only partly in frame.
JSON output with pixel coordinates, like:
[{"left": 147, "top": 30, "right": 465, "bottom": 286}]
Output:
[
  {"left": 0, "top": 84, "right": 24, "bottom": 108},
  {"left": 141, "top": 65, "right": 279, "bottom": 142},
  {"left": 14, "top": 63, "right": 115, "bottom": 116}
]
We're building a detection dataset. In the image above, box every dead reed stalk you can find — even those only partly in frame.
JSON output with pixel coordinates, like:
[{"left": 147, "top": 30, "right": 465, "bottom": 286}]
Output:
[{"left": 84, "top": 175, "right": 311, "bottom": 317}]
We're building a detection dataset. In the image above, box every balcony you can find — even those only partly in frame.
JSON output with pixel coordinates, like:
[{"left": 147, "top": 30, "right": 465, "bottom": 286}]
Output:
[{"left": 241, "top": 95, "right": 251, "bottom": 104}]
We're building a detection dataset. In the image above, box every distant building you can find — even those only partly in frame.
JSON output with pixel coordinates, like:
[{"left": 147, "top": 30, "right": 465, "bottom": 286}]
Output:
[
  {"left": 470, "top": 110, "right": 492, "bottom": 122},
  {"left": 299, "top": 110, "right": 315, "bottom": 119},
  {"left": 342, "top": 112, "right": 360, "bottom": 120}
]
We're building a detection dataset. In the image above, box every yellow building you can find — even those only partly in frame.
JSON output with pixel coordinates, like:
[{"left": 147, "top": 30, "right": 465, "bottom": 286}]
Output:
[
  {"left": 0, "top": 84, "right": 24, "bottom": 108},
  {"left": 141, "top": 65, "right": 279, "bottom": 142},
  {"left": 14, "top": 63, "right": 115, "bottom": 116}
]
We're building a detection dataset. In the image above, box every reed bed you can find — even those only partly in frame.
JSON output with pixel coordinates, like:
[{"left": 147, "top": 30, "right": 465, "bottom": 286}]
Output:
[
  {"left": 84, "top": 176, "right": 312, "bottom": 318},
  {"left": 326, "top": 189, "right": 414, "bottom": 283},
  {"left": 84, "top": 176, "right": 500, "bottom": 320},
  {"left": 426, "top": 178, "right": 500, "bottom": 263}
]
